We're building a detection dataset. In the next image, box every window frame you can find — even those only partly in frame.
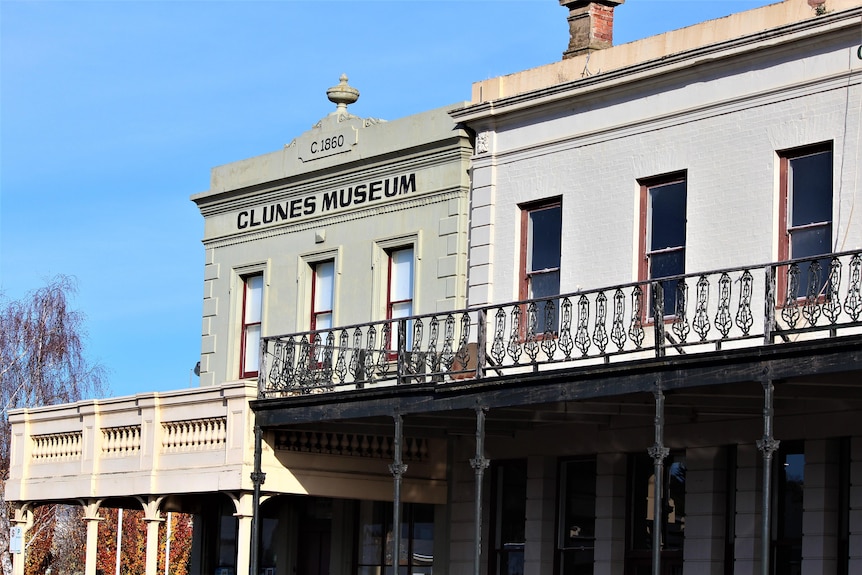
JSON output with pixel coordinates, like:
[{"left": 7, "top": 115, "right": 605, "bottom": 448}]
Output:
[
  {"left": 488, "top": 458, "right": 527, "bottom": 575},
  {"left": 310, "top": 259, "right": 335, "bottom": 332},
  {"left": 239, "top": 272, "right": 264, "bottom": 379},
  {"left": 355, "top": 501, "right": 435, "bottom": 574},
  {"left": 555, "top": 457, "right": 597, "bottom": 575},
  {"left": 386, "top": 246, "right": 415, "bottom": 354},
  {"left": 298, "top": 249, "right": 341, "bottom": 334},
  {"left": 518, "top": 198, "right": 563, "bottom": 336},
  {"left": 773, "top": 440, "right": 804, "bottom": 575},
  {"left": 624, "top": 450, "right": 686, "bottom": 574},
  {"left": 777, "top": 142, "right": 834, "bottom": 303},
  {"left": 638, "top": 172, "right": 688, "bottom": 320},
  {"left": 373, "top": 234, "right": 420, "bottom": 357}
]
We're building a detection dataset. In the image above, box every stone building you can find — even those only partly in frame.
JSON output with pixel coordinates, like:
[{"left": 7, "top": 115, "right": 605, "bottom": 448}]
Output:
[{"left": 6, "top": 2, "right": 862, "bottom": 575}]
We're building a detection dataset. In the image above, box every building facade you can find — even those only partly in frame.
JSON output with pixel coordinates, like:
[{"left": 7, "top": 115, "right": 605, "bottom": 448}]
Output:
[{"left": 6, "top": 2, "right": 862, "bottom": 575}]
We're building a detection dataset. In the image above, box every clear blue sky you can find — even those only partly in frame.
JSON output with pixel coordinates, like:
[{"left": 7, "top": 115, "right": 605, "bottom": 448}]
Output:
[{"left": 1, "top": 0, "right": 778, "bottom": 398}]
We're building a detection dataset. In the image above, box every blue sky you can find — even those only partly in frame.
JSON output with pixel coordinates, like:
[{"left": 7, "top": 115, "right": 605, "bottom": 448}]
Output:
[{"left": 1, "top": 0, "right": 779, "bottom": 398}]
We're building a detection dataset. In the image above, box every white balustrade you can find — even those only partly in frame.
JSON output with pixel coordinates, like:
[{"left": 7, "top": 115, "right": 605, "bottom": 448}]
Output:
[
  {"left": 161, "top": 417, "right": 227, "bottom": 452},
  {"left": 101, "top": 425, "right": 142, "bottom": 456},
  {"left": 32, "top": 432, "right": 83, "bottom": 461}
]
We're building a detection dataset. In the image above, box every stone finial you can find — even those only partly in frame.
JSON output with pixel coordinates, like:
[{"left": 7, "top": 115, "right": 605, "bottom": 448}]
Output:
[
  {"left": 326, "top": 74, "right": 360, "bottom": 115},
  {"left": 560, "top": 0, "right": 624, "bottom": 59}
]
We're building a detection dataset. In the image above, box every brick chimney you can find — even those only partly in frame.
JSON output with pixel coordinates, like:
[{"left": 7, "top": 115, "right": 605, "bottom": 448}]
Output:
[{"left": 560, "top": 0, "right": 624, "bottom": 59}]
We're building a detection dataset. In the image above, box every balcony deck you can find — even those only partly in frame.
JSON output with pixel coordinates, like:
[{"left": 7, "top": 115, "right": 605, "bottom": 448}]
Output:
[{"left": 5, "top": 382, "right": 258, "bottom": 503}]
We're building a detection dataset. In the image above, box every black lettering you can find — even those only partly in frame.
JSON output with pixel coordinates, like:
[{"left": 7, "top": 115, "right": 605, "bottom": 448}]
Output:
[
  {"left": 398, "top": 173, "right": 416, "bottom": 195},
  {"left": 322, "top": 191, "right": 338, "bottom": 211},
  {"left": 276, "top": 202, "right": 289, "bottom": 221},
  {"left": 249, "top": 209, "right": 261, "bottom": 227},
  {"left": 304, "top": 196, "right": 316, "bottom": 215},
  {"left": 353, "top": 186, "right": 367, "bottom": 204},
  {"left": 237, "top": 211, "right": 249, "bottom": 229},
  {"left": 384, "top": 178, "right": 397, "bottom": 197},
  {"left": 311, "top": 141, "right": 318, "bottom": 154},
  {"left": 289, "top": 198, "right": 303, "bottom": 218},
  {"left": 262, "top": 205, "right": 275, "bottom": 224},
  {"left": 339, "top": 188, "right": 352, "bottom": 208},
  {"left": 368, "top": 181, "right": 381, "bottom": 201}
]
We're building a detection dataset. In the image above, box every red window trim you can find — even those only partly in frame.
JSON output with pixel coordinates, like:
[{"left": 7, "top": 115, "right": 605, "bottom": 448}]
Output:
[
  {"left": 310, "top": 260, "right": 334, "bottom": 332},
  {"left": 777, "top": 142, "right": 833, "bottom": 304},
  {"left": 518, "top": 198, "right": 562, "bottom": 303},
  {"left": 385, "top": 246, "right": 414, "bottom": 357},
  {"left": 518, "top": 198, "right": 562, "bottom": 340},
  {"left": 386, "top": 247, "right": 414, "bottom": 321},
  {"left": 637, "top": 172, "right": 687, "bottom": 323},
  {"left": 239, "top": 272, "right": 262, "bottom": 379}
]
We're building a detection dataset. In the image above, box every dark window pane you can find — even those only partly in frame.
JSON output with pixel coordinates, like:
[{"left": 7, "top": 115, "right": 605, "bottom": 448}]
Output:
[
  {"left": 790, "top": 151, "right": 832, "bottom": 227},
  {"left": 775, "top": 442, "right": 804, "bottom": 575},
  {"left": 654, "top": 278, "right": 681, "bottom": 319},
  {"left": 529, "top": 205, "right": 562, "bottom": 271},
  {"left": 649, "top": 181, "right": 686, "bottom": 250},
  {"left": 627, "top": 451, "right": 686, "bottom": 554},
  {"left": 493, "top": 460, "right": 527, "bottom": 575},
  {"left": 628, "top": 453, "right": 653, "bottom": 552},
  {"left": 529, "top": 270, "right": 560, "bottom": 300},
  {"left": 664, "top": 457, "right": 687, "bottom": 551},
  {"left": 649, "top": 250, "right": 685, "bottom": 281},
  {"left": 785, "top": 257, "right": 832, "bottom": 301},
  {"left": 559, "top": 548, "right": 595, "bottom": 575},
  {"left": 499, "top": 469, "right": 526, "bottom": 543},
  {"left": 501, "top": 547, "right": 524, "bottom": 575},
  {"left": 790, "top": 225, "right": 831, "bottom": 259},
  {"left": 650, "top": 251, "right": 685, "bottom": 317},
  {"left": 560, "top": 459, "right": 597, "bottom": 548},
  {"left": 411, "top": 504, "right": 434, "bottom": 569},
  {"left": 529, "top": 271, "right": 560, "bottom": 334}
]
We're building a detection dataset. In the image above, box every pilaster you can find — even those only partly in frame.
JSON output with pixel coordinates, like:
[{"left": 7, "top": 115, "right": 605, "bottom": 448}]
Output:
[{"left": 594, "top": 452, "right": 626, "bottom": 575}]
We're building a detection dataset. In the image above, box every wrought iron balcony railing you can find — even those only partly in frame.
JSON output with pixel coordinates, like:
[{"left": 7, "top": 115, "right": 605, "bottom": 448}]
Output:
[{"left": 258, "top": 250, "right": 862, "bottom": 398}]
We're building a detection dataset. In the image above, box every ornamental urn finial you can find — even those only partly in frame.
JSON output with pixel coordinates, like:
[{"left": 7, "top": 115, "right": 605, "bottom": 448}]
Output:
[{"left": 326, "top": 74, "right": 359, "bottom": 115}]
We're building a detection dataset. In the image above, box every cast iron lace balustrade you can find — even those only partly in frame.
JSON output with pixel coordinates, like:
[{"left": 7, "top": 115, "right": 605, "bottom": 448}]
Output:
[{"left": 259, "top": 250, "right": 862, "bottom": 398}]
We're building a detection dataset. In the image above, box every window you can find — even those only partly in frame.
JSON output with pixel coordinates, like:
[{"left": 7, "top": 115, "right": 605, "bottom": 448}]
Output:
[
  {"left": 779, "top": 143, "right": 833, "bottom": 299},
  {"left": 520, "top": 199, "right": 562, "bottom": 334},
  {"left": 639, "top": 174, "right": 687, "bottom": 318},
  {"left": 240, "top": 273, "right": 263, "bottom": 378},
  {"left": 311, "top": 260, "right": 334, "bottom": 331},
  {"left": 625, "top": 451, "right": 685, "bottom": 575},
  {"left": 490, "top": 459, "right": 527, "bottom": 575},
  {"left": 356, "top": 501, "right": 434, "bottom": 575},
  {"left": 557, "top": 458, "right": 596, "bottom": 575},
  {"left": 387, "top": 247, "right": 414, "bottom": 350},
  {"left": 773, "top": 441, "right": 804, "bottom": 575}
]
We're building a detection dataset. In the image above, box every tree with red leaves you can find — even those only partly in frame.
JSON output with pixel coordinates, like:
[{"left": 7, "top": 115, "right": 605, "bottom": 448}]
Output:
[{"left": 97, "top": 508, "right": 194, "bottom": 575}]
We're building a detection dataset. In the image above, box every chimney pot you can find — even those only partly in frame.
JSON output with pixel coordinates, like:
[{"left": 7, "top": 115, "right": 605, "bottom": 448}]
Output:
[{"left": 560, "top": 0, "right": 624, "bottom": 59}]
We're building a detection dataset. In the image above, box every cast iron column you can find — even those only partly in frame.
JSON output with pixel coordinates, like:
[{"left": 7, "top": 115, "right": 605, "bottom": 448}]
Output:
[
  {"left": 390, "top": 412, "right": 408, "bottom": 574},
  {"left": 250, "top": 424, "right": 266, "bottom": 575},
  {"left": 756, "top": 369, "right": 779, "bottom": 575},
  {"left": 648, "top": 385, "right": 669, "bottom": 575},
  {"left": 471, "top": 405, "right": 490, "bottom": 575}
]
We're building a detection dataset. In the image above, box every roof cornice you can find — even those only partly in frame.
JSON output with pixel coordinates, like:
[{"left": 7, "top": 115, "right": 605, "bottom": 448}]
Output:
[{"left": 450, "top": 7, "right": 861, "bottom": 124}]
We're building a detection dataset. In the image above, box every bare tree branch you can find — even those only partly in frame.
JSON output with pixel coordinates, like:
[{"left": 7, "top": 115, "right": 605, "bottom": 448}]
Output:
[{"left": 0, "top": 276, "right": 108, "bottom": 575}]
